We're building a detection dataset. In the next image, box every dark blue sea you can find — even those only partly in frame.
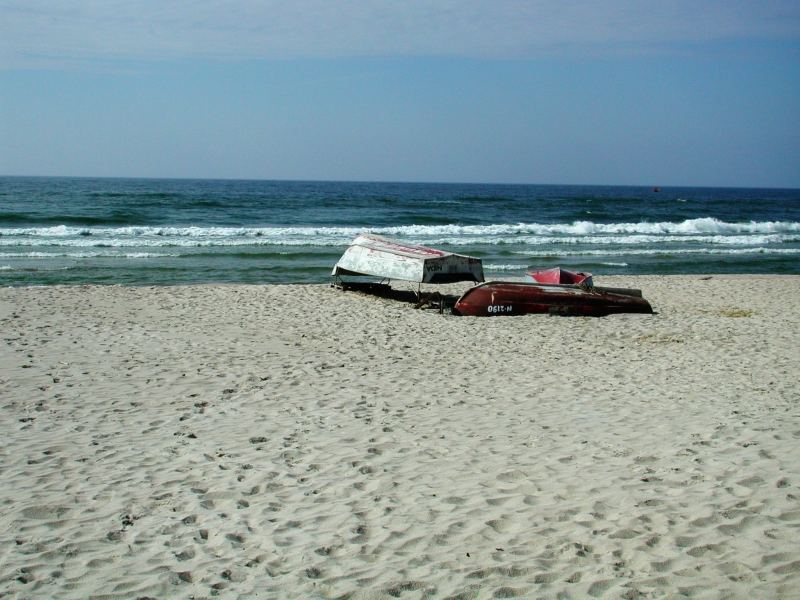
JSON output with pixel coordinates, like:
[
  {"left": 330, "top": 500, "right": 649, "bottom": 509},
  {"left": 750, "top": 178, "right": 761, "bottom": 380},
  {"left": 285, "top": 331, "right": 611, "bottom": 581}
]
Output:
[{"left": 1, "top": 176, "right": 799, "bottom": 286}]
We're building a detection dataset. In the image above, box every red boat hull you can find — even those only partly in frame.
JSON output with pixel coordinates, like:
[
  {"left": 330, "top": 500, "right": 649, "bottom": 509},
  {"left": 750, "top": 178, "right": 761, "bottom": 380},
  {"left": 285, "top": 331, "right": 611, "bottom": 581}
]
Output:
[
  {"left": 453, "top": 281, "right": 653, "bottom": 317},
  {"left": 528, "top": 267, "right": 593, "bottom": 286}
]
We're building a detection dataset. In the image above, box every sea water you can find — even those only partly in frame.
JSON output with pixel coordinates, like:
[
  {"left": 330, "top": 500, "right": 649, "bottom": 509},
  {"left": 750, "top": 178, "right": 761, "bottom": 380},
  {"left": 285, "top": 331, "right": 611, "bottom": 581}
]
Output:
[{"left": 1, "top": 176, "right": 798, "bottom": 286}]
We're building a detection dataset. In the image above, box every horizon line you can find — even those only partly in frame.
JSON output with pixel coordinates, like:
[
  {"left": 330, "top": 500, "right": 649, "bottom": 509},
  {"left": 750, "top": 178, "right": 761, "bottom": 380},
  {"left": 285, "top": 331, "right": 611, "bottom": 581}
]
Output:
[{"left": 2, "top": 173, "right": 799, "bottom": 191}]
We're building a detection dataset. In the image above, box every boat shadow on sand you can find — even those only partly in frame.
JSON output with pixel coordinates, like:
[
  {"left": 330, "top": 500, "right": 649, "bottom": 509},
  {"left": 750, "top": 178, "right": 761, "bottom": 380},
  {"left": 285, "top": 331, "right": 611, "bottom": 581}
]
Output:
[{"left": 331, "top": 280, "right": 459, "bottom": 313}]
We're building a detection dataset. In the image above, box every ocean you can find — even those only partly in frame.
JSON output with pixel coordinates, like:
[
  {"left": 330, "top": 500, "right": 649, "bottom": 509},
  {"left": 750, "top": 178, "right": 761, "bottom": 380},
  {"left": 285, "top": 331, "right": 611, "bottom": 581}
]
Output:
[{"left": 1, "top": 176, "right": 799, "bottom": 286}]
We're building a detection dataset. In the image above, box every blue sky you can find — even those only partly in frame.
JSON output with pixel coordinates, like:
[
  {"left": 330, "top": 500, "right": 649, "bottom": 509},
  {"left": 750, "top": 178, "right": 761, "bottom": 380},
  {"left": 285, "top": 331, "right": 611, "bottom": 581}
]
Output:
[{"left": 1, "top": 1, "right": 799, "bottom": 187}]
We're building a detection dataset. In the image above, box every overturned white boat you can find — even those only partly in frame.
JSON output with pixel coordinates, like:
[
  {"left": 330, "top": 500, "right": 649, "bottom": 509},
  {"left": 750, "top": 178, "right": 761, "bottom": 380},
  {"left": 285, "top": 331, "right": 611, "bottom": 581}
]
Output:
[{"left": 332, "top": 234, "right": 484, "bottom": 284}]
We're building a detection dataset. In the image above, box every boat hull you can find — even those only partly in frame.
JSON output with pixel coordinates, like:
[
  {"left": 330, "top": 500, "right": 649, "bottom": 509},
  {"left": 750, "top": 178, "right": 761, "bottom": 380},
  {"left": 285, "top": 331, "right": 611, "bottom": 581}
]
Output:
[
  {"left": 332, "top": 234, "right": 484, "bottom": 284},
  {"left": 452, "top": 281, "right": 653, "bottom": 317}
]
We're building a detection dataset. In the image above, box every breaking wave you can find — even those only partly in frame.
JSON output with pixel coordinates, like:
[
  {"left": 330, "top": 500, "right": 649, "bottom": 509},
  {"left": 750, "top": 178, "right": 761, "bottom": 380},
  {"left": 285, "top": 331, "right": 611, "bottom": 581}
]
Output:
[
  {"left": 0, "top": 251, "right": 180, "bottom": 259},
  {"left": 1, "top": 218, "right": 798, "bottom": 248},
  {"left": 483, "top": 264, "right": 530, "bottom": 271},
  {"left": 513, "top": 247, "right": 800, "bottom": 257}
]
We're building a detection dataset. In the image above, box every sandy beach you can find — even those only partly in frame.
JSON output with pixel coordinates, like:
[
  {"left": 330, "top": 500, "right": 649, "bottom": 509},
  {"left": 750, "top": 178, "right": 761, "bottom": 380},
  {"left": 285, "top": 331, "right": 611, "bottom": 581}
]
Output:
[{"left": 1, "top": 275, "right": 798, "bottom": 599}]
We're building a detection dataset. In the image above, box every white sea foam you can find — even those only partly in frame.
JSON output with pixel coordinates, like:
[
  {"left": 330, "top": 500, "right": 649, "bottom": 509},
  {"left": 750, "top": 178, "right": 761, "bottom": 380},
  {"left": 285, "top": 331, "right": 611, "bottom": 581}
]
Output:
[
  {"left": 0, "top": 234, "right": 797, "bottom": 250},
  {"left": 483, "top": 264, "right": 529, "bottom": 271},
  {"left": 422, "top": 234, "right": 792, "bottom": 247},
  {"left": 0, "top": 251, "right": 181, "bottom": 258},
  {"left": 1, "top": 218, "right": 798, "bottom": 241},
  {"left": 0, "top": 238, "right": 347, "bottom": 248},
  {"left": 380, "top": 219, "right": 798, "bottom": 237},
  {"left": 512, "top": 247, "right": 800, "bottom": 257}
]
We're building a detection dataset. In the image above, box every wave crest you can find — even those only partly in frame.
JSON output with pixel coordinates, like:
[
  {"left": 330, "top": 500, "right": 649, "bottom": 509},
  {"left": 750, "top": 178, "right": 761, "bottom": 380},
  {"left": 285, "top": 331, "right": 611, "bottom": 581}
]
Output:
[{"left": 1, "top": 218, "right": 798, "bottom": 242}]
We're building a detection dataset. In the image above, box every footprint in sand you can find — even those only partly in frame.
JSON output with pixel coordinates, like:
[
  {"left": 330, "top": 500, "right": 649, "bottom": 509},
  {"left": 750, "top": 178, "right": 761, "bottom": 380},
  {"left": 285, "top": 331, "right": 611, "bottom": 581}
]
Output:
[{"left": 20, "top": 506, "right": 70, "bottom": 520}]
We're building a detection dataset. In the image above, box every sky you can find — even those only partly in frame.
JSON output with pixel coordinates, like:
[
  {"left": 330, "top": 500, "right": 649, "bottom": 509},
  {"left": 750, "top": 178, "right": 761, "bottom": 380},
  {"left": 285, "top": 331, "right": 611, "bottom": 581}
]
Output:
[{"left": 1, "top": 1, "right": 799, "bottom": 187}]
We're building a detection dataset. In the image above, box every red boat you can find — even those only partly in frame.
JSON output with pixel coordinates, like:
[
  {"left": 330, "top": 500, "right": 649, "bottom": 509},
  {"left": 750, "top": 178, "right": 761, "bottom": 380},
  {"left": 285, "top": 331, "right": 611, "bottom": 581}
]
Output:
[
  {"left": 452, "top": 281, "right": 653, "bottom": 317},
  {"left": 527, "top": 267, "right": 593, "bottom": 286}
]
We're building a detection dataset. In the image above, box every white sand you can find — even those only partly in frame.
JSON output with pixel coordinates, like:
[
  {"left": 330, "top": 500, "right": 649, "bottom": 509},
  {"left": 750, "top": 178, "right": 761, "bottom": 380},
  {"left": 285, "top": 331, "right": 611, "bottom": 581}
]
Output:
[{"left": 1, "top": 275, "right": 798, "bottom": 599}]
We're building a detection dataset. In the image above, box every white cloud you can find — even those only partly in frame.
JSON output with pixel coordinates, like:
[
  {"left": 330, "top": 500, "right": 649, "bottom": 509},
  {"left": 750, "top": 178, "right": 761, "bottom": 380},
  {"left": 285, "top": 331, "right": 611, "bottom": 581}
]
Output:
[{"left": 1, "top": 0, "right": 798, "bottom": 68}]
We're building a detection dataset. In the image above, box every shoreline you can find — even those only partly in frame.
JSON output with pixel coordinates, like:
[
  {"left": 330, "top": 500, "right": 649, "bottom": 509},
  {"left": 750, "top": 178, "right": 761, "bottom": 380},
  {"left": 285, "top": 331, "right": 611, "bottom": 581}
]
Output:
[
  {"left": 4, "top": 272, "right": 800, "bottom": 287},
  {"left": 1, "top": 275, "right": 798, "bottom": 598}
]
